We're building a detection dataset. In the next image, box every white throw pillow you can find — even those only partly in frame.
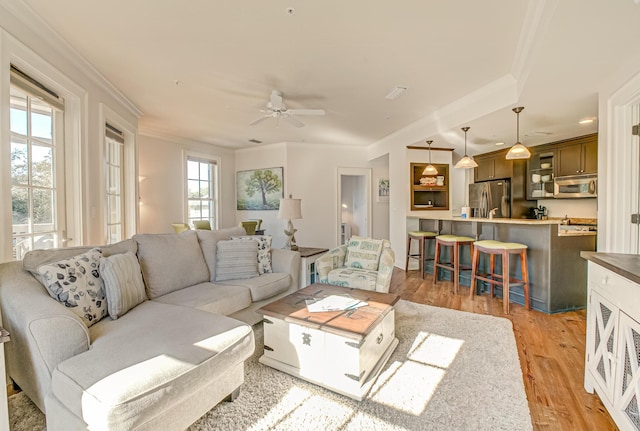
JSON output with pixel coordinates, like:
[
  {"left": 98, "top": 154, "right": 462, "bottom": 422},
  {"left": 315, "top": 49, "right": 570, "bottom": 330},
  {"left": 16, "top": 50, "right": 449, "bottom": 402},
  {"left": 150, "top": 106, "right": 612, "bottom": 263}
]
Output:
[
  {"left": 100, "top": 252, "right": 147, "bottom": 319},
  {"left": 216, "top": 239, "right": 259, "bottom": 281},
  {"left": 231, "top": 235, "right": 273, "bottom": 274},
  {"left": 37, "top": 248, "right": 107, "bottom": 327}
]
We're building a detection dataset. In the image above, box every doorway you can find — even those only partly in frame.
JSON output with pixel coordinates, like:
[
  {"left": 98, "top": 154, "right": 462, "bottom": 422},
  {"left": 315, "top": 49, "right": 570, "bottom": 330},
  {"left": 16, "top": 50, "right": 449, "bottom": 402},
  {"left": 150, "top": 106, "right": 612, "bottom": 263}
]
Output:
[{"left": 337, "top": 168, "right": 371, "bottom": 245}]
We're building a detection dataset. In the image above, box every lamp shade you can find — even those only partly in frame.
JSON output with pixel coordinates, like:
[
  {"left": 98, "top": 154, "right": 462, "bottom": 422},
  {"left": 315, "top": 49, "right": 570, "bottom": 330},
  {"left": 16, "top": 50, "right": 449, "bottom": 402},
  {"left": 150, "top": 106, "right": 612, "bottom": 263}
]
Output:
[
  {"left": 505, "top": 143, "right": 531, "bottom": 160},
  {"left": 278, "top": 196, "right": 302, "bottom": 220},
  {"left": 455, "top": 155, "right": 478, "bottom": 169}
]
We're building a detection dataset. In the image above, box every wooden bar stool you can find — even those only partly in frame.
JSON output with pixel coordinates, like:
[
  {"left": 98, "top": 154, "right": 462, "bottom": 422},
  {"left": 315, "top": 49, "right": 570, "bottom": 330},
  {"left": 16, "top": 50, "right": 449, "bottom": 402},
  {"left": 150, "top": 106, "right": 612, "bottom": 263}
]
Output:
[
  {"left": 406, "top": 231, "right": 437, "bottom": 278},
  {"left": 432, "top": 235, "right": 475, "bottom": 293},
  {"left": 470, "top": 240, "right": 530, "bottom": 314}
]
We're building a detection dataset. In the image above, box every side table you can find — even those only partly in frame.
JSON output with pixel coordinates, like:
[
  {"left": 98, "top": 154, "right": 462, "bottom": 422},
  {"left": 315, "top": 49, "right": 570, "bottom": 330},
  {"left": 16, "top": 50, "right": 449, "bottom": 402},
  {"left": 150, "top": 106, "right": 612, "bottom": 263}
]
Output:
[
  {"left": 0, "top": 327, "right": 10, "bottom": 431},
  {"left": 297, "top": 247, "right": 329, "bottom": 289}
]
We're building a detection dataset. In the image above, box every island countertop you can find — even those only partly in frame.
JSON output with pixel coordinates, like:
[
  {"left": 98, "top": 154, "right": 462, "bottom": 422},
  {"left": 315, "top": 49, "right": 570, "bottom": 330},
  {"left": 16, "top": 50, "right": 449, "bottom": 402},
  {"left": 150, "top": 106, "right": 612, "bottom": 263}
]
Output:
[
  {"left": 580, "top": 252, "right": 640, "bottom": 285},
  {"left": 407, "top": 215, "right": 562, "bottom": 225}
]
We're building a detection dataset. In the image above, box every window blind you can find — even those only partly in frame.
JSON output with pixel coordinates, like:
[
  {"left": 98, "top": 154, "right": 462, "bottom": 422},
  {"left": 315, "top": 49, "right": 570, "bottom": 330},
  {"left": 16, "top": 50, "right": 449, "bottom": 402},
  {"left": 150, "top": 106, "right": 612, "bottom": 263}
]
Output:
[{"left": 10, "top": 64, "right": 64, "bottom": 111}]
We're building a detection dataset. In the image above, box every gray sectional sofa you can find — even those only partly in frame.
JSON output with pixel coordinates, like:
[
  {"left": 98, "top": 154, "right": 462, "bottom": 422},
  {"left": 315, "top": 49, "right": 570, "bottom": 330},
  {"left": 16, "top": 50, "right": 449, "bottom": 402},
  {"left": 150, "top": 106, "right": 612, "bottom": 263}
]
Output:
[{"left": 0, "top": 226, "right": 300, "bottom": 430}]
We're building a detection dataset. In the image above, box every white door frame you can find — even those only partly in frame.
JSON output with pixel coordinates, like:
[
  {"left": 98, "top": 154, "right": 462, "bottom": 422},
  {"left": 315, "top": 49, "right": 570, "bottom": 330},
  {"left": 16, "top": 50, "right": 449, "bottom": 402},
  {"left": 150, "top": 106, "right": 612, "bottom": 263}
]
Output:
[{"left": 336, "top": 167, "right": 372, "bottom": 245}]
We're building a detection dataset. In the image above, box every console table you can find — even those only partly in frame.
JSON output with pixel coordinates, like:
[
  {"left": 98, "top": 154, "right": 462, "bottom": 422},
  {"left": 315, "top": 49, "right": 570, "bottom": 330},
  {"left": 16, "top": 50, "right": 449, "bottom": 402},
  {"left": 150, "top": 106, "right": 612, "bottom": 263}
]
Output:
[{"left": 298, "top": 247, "right": 328, "bottom": 289}]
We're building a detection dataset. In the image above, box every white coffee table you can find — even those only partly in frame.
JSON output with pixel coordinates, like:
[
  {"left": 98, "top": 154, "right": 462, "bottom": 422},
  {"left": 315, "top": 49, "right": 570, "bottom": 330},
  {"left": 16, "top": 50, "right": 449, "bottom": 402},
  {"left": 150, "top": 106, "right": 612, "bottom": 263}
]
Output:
[{"left": 257, "top": 284, "right": 399, "bottom": 401}]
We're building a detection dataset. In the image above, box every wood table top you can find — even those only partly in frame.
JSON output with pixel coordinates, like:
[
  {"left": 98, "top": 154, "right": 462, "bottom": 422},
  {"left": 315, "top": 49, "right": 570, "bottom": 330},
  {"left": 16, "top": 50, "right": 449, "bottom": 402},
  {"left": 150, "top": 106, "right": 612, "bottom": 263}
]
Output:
[{"left": 257, "top": 284, "right": 400, "bottom": 341}]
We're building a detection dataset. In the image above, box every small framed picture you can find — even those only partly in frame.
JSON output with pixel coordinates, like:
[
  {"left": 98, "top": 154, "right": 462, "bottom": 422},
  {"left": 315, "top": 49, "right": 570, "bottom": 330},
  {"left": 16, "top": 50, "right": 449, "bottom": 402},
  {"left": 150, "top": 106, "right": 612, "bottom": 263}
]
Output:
[{"left": 377, "top": 178, "right": 389, "bottom": 202}]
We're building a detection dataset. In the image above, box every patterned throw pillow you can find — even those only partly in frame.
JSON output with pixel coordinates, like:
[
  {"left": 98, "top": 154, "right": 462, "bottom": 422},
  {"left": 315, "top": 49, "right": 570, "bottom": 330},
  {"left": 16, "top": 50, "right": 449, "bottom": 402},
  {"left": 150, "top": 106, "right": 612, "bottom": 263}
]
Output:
[
  {"left": 37, "top": 248, "right": 107, "bottom": 327},
  {"left": 345, "top": 236, "right": 384, "bottom": 270},
  {"left": 215, "top": 239, "right": 259, "bottom": 281},
  {"left": 99, "top": 252, "right": 147, "bottom": 319},
  {"left": 231, "top": 235, "right": 273, "bottom": 274}
]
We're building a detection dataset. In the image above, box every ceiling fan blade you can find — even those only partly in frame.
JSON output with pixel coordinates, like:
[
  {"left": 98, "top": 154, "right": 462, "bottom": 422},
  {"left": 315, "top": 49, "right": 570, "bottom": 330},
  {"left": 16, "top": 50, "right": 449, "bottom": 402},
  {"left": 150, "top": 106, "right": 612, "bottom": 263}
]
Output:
[
  {"left": 249, "top": 115, "right": 271, "bottom": 126},
  {"left": 282, "top": 114, "right": 305, "bottom": 128},
  {"left": 287, "top": 109, "right": 325, "bottom": 116}
]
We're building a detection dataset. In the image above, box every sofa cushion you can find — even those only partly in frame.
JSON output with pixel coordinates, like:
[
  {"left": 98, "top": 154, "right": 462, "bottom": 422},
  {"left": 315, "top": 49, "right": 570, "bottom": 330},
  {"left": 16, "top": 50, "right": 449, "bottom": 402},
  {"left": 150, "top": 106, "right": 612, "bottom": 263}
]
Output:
[
  {"left": 54, "top": 301, "right": 254, "bottom": 430},
  {"left": 215, "top": 239, "right": 259, "bottom": 281},
  {"left": 345, "top": 236, "right": 383, "bottom": 270},
  {"left": 197, "top": 227, "right": 246, "bottom": 282},
  {"left": 37, "top": 248, "right": 108, "bottom": 327},
  {"left": 327, "top": 268, "right": 378, "bottom": 291},
  {"left": 23, "top": 239, "right": 137, "bottom": 278},
  {"left": 134, "top": 231, "right": 209, "bottom": 299},
  {"left": 231, "top": 235, "right": 273, "bottom": 274},
  {"left": 99, "top": 252, "right": 147, "bottom": 319},
  {"left": 220, "top": 272, "right": 290, "bottom": 302},
  {"left": 153, "top": 282, "right": 252, "bottom": 316}
]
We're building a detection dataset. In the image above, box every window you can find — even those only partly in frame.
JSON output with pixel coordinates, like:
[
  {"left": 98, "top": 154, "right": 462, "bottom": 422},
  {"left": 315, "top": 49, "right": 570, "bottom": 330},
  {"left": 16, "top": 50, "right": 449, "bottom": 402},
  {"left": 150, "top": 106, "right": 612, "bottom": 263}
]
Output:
[
  {"left": 10, "top": 66, "right": 65, "bottom": 260},
  {"left": 186, "top": 156, "right": 218, "bottom": 229},
  {"left": 105, "top": 123, "right": 125, "bottom": 244}
]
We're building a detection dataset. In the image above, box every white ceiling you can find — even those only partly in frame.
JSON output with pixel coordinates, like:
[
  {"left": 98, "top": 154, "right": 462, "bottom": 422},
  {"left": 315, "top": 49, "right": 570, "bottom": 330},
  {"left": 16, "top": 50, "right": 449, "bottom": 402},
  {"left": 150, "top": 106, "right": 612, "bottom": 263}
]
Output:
[{"left": 21, "top": 0, "right": 640, "bottom": 154}]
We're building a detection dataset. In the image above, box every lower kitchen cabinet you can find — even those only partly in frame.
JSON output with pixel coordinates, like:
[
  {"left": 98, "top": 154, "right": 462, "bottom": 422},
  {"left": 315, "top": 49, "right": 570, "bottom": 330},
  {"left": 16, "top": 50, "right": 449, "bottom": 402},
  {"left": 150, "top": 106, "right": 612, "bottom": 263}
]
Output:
[{"left": 584, "top": 257, "right": 640, "bottom": 431}]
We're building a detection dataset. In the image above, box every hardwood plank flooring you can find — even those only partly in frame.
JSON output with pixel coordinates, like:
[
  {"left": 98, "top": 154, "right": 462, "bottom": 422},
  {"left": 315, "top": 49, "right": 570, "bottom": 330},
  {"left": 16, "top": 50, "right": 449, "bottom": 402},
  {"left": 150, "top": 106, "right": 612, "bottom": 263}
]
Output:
[{"left": 391, "top": 267, "right": 617, "bottom": 431}]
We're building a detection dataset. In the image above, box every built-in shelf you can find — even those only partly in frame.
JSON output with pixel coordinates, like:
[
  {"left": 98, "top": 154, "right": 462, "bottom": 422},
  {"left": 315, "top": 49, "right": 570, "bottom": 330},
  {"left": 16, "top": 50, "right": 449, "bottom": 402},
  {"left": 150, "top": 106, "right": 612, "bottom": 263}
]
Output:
[{"left": 410, "top": 163, "right": 449, "bottom": 211}]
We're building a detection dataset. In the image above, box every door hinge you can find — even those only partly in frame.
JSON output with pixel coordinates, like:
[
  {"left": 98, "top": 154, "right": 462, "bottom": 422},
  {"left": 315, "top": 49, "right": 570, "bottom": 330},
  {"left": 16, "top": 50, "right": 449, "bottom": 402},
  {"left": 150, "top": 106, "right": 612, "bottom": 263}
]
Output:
[
  {"left": 633, "top": 124, "right": 640, "bottom": 136},
  {"left": 632, "top": 214, "right": 640, "bottom": 224}
]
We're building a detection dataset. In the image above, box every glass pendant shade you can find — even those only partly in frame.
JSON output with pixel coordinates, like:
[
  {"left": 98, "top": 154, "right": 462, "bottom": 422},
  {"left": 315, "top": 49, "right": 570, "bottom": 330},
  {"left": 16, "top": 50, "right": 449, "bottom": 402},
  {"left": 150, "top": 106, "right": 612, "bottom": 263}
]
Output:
[
  {"left": 422, "top": 140, "right": 438, "bottom": 175},
  {"left": 506, "top": 106, "right": 531, "bottom": 160},
  {"left": 454, "top": 126, "right": 478, "bottom": 169}
]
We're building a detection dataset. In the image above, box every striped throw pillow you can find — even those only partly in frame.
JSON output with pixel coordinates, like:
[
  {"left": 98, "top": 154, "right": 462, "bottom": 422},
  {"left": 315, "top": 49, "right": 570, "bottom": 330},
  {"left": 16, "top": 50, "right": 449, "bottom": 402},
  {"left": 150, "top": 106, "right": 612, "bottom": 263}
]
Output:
[
  {"left": 215, "top": 239, "right": 259, "bottom": 281},
  {"left": 99, "top": 252, "right": 147, "bottom": 319}
]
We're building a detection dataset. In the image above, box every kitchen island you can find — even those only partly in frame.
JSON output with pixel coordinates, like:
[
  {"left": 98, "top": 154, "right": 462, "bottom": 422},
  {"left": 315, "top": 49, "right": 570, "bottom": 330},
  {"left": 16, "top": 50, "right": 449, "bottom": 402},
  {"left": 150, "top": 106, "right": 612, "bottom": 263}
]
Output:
[{"left": 407, "top": 216, "right": 596, "bottom": 313}]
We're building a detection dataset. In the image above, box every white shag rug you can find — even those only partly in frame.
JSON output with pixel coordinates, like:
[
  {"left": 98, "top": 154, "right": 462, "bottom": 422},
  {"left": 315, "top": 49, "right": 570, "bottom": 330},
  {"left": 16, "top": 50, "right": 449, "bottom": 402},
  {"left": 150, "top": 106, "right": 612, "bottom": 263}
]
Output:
[{"left": 9, "top": 300, "right": 532, "bottom": 431}]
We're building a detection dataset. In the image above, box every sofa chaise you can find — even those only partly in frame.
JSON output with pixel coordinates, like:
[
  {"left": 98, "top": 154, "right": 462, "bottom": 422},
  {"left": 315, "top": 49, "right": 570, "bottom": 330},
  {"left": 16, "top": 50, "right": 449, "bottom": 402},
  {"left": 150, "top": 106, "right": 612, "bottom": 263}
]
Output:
[{"left": 0, "top": 226, "right": 300, "bottom": 430}]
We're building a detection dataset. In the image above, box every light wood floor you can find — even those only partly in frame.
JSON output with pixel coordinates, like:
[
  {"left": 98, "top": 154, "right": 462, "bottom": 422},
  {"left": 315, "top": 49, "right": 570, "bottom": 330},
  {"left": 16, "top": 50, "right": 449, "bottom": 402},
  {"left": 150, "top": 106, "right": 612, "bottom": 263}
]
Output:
[{"left": 391, "top": 267, "right": 618, "bottom": 431}]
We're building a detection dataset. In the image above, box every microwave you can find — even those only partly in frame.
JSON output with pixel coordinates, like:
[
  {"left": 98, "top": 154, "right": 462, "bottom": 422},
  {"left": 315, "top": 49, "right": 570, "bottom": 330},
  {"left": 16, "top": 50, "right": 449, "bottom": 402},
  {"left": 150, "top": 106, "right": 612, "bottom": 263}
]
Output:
[{"left": 553, "top": 174, "right": 597, "bottom": 198}]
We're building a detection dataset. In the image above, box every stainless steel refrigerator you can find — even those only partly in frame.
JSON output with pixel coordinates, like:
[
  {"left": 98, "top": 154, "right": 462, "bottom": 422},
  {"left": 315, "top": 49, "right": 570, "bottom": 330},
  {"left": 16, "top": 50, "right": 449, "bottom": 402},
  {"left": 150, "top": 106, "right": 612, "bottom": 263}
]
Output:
[
  {"left": 469, "top": 179, "right": 536, "bottom": 219},
  {"left": 469, "top": 180, "right": 511, "bottom": 218}
]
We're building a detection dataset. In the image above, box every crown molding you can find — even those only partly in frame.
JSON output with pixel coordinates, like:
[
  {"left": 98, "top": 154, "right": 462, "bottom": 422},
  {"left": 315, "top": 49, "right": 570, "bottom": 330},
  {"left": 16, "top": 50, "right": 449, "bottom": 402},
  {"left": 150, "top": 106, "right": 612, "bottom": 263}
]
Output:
[
  {"left": 0, "top": 0, "right": 142, "bottom": 118},
  {"left": 138, "top": 126, "right": 235, "bottom": 153}
]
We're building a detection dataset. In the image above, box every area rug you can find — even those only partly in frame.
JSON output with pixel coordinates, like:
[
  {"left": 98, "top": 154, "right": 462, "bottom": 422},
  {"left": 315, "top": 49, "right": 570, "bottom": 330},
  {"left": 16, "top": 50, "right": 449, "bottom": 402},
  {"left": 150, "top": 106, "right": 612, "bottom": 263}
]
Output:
[{"left": 9, "top": 300, "right": 532, "bottom": 431}]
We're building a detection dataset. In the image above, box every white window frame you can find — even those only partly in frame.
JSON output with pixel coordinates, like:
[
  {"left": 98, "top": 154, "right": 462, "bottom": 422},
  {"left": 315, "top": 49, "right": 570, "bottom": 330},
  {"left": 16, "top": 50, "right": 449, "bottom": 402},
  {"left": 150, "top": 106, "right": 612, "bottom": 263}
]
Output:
[
  {"left": 0, "top": 30, "right": 85, "bottom": 262},
  {"left": 184, "top": 151, "right": 220, "bottom": 230},
  {"left": 99, "top": 103, "right": 138, "bottom": 242}
]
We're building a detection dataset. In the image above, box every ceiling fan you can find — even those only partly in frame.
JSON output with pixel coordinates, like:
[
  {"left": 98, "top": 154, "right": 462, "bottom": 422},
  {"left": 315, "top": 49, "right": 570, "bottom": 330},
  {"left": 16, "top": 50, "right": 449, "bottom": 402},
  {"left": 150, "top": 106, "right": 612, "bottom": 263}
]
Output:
[{"left": 249, "top": 90, "right": 325, "bottom": 128}]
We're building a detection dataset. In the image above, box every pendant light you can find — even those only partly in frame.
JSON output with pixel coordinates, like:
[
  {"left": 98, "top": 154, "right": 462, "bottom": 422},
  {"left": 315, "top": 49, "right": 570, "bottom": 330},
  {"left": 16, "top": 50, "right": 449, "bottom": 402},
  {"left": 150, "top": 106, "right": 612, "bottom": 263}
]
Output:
[
  {"left": 422, "top": 140, "right": 438, "bottom": 175},
  {"left": 505, "top": 106, "right": 531, "bottom": 160},
  {"left": 454, "top": 126, "right": 478, "bottom": 169}
]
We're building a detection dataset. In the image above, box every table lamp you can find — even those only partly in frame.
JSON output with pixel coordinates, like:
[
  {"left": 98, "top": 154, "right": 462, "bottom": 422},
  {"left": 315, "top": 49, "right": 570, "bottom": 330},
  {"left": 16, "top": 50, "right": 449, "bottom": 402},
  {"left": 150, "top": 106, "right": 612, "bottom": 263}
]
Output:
[{"left": 278, "top": 195, "right": 302, "bottom": 250}]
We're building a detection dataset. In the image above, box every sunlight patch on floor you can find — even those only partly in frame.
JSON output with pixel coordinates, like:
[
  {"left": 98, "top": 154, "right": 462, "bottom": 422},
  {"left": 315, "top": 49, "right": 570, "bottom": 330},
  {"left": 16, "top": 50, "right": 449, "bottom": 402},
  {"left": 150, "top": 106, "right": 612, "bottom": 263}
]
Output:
[
  {"left": 366, "top": 331, "right": 464, "bottom": 416},
  {"left": 408, "top": 331, "right": 464, "bottom": 368},
  {"left": 248, "top": 387, "right": 353, "bottom": 431},
  {"left": 369, "top": 360, "right": 445, "bottom": 416}
]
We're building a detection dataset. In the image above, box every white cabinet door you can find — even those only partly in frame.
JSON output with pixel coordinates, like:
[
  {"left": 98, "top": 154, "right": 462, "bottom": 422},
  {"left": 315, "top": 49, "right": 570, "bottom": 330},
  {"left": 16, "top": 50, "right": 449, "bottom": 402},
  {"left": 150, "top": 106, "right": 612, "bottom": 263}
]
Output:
[
  {"left": 588, "top": 291, "right": 619, "bottom": 404},
  {"left": 614, "top": 312, "right": 640, "bottom": 431}
]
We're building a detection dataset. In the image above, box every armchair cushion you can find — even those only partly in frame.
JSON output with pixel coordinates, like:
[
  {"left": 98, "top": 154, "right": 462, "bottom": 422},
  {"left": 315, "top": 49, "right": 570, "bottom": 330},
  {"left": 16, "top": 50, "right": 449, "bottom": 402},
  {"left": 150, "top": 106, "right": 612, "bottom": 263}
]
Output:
[
  {"left": 327, "top": 268, "right": 378, "bottom": 291},
  {"left": 345, "top": 236, "right": 383, "bottom": 270}
]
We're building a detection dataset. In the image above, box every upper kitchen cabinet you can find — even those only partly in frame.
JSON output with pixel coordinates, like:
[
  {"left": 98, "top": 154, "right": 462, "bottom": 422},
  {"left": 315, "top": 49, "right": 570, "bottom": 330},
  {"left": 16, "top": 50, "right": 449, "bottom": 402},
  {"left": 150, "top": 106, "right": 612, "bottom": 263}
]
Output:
[
  {"left": 526, "top": 148, "right": 556, "bottom": 200},
  {"left": 474, "top": 149, "right": 511, "bottom": 182},
  {"left": 556, "top": 134, "right": 598, "bottom": 177}
]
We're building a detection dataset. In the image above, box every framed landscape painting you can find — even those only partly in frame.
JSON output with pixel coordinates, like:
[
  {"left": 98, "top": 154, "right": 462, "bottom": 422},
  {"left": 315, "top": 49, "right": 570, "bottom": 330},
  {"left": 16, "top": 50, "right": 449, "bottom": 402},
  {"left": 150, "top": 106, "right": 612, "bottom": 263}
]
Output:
[{"left": 236, "top": 167, "right": 284, "bottom": 210}]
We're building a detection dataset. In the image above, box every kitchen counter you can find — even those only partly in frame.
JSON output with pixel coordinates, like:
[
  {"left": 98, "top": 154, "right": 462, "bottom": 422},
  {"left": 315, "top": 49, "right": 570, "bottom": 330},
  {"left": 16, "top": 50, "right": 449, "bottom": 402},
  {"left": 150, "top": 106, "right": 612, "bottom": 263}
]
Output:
[
  {"left": 580, "top": 252, "right": 640, "bottom": 285},
  {"left": 406, "top": 215, "right": 597, "bottom": 313}
]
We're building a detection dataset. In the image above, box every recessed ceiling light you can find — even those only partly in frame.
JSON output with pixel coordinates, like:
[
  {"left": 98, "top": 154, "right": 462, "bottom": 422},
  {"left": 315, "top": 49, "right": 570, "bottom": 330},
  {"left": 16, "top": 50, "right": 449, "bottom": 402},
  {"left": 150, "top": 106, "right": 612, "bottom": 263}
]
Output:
[
  {"left": 579, "top": 117, "right": 596, "bottom": 124},
  {"left": 385, "top": 86, "right": 408, "bottom": 100},
  {"left": 495, "top": 142, "right": 505, "bottom": 146},
  {"left": 286, "top": 7, "right": 295, "bottom": 16}
]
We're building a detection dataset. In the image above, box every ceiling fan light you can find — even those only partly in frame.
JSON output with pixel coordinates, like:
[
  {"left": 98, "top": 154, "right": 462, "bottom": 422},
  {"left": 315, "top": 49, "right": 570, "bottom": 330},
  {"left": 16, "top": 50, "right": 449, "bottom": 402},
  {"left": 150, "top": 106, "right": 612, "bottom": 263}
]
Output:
[
  {"left": 422, "top": 164, "right": 439, "bottom": 175},
  {"left": 455, "top": 155, "right": 478, "bottom": 169},
  {"left": 505, "top": 142, "right": 531, "bottom": 159}
]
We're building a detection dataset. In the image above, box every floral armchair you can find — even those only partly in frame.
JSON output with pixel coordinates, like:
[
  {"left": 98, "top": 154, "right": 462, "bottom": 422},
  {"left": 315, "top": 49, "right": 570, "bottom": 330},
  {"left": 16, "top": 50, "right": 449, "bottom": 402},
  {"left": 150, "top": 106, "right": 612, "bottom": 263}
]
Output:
[{"left": 317, "top": 236, "right": 395, "bottom": 293}]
